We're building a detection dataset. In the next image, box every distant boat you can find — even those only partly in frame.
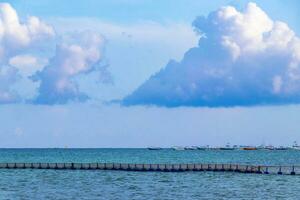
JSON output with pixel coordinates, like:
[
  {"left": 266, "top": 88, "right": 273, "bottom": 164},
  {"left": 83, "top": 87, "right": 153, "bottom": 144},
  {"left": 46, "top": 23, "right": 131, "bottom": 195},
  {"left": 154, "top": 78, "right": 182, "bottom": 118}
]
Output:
[
  {"left": 275, "top": 146, "right": 289, "bottom": 150},
  {"left": 292, "top": 146, "right": 300, "bottom": 150},
  {"left": 220, "top": 143, "right": 235, "bottom": 150},
  {"left": 172, "top": 146, "right": 185, "bottom": 151},
  {"left": 264, "top": 145, "right": 275, "bottom": 150},
  {"left": 184, "top": 146, "right": 198, "bottom": 150},
  {"left": 292, "top": 141, "right": 300, "bottom": 150},
  {"left": 220, "top": 147, "right": 235, "bottom": 150},
  {"left": 256, "top": 145, "right": 265, "bottom": 150},
  {"left": 242, "top": 147, "right": 257, "bottom": 150},
  {"left": 147, "top": 147, "right": 162, "bottom": 150},
  {"left": 197, "top": 146, "right": 209, "bottom": 150}
]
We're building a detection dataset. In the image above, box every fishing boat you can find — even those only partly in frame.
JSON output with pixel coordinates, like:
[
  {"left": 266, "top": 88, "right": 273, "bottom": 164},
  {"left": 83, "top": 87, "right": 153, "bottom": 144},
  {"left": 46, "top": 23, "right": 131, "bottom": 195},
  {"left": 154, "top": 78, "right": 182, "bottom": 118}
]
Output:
[
  {"left": 172, "top": 146, "right": 185, "bottom": 151},
  {"left": 184, "top": 146, "right": 198, "bottom": 150},
  {"left": 275, "top": 146, "right": 289, "bottom": 150},
  {"left": 147, "top": 147, "right": 162, "bottom": 150},
  {"left": 241, "top": 147, "right": 257, "bottom": 150},
  {"left": 264, "top": 145, "right": 275, "bottom": 150},
  {"left": 197, "top": 145, "right": 209, "bottom": 150},
  {"left": 220, "top": 143, "right": 235, "bottom": 150},
  {"left": 292, "top": 141, "right": 300, "bottom": 150},
  {"left": 256, "top": 145, "right": 265, "bottom": 150},
  {"left": 220, "top": 147, "right": 235, "bottom": 150}
]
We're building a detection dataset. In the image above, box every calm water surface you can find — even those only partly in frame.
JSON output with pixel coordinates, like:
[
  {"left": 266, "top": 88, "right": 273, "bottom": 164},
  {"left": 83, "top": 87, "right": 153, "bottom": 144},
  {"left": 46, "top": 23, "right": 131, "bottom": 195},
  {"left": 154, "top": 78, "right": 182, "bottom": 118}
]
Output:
[{"left": 0, "top": 148, "right": 300, "bottom": 199}]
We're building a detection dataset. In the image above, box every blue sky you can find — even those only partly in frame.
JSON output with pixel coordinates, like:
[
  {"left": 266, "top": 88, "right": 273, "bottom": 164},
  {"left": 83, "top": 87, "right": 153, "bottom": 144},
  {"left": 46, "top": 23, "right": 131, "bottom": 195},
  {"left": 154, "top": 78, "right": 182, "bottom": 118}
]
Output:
[
  {"left": 0, "top": 0, "right": 300, "bottom": 147},
  {"left": 6, "top": 1, "right": 300, "bottom": 28}
]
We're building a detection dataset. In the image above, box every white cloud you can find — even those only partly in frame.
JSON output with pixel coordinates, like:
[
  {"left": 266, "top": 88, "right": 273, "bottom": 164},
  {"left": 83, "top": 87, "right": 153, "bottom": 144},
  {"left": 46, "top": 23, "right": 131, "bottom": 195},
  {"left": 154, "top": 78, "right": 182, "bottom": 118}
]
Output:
[
  {"left": 123, "top": 2, "right": 300, "bottom": 107},
  {"left": 0, "top": 3, "right": 54, "bottom": 103},
  {"left": 32, "top": 32, "right": 106, "bottom": 104},
  {"left": 0, "top": 65, "right": 18, "bottom": 103},
  {"left": 0, "top": 3, "right": 54, "bottom": 60},
  {"left": 9, "top": 55, "right": 47, "bottom": 76}
]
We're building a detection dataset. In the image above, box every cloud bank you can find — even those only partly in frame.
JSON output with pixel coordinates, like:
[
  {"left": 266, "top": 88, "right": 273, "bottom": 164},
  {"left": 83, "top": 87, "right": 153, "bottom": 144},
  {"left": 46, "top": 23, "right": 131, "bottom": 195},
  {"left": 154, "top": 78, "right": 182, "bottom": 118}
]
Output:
[{"left": 123, "top": 2, "right": 300, "bottom": 107}]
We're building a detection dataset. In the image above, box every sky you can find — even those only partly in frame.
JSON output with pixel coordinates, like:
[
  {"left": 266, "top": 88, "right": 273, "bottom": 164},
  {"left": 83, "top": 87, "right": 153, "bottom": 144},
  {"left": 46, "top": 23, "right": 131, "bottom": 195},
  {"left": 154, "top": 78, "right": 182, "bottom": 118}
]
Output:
[{"left": 0, "top": 0, "right": 300, "bottom": 147}]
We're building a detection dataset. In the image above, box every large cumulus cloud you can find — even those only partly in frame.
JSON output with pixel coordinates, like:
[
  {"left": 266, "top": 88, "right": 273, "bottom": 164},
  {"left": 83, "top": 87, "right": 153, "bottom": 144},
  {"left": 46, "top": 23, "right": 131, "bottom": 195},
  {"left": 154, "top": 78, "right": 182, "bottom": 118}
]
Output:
[
  {"left": 123, "top": 2, "right": 300, "bottom": 107},
  {"left": 32, "top": 32, "right": 105, "bottom": 104},
  {"left": 0, "top": 3, "right": 54, "bottom": 103}
]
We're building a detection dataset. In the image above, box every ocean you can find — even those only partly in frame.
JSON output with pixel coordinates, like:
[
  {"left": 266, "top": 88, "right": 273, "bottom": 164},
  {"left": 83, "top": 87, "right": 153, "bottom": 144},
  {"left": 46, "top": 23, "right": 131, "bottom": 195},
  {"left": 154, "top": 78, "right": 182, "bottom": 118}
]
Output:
[{"left": 0, "top": 148, "right": 300, "bottom": 199}]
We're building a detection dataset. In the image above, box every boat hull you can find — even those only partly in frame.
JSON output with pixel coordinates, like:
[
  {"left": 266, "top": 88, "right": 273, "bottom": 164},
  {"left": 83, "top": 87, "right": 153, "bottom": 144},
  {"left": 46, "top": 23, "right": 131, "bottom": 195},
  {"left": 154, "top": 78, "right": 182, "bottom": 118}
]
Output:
[{"left": 242, "top": 147, "right": 257, "bottom": 150}]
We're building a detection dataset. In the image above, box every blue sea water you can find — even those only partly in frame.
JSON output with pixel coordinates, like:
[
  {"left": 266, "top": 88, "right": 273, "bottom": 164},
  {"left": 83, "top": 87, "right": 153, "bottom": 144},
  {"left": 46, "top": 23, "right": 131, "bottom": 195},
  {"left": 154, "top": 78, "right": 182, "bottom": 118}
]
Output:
[{"left": 0, "top": 148, "right": 300, "bottom": 199}]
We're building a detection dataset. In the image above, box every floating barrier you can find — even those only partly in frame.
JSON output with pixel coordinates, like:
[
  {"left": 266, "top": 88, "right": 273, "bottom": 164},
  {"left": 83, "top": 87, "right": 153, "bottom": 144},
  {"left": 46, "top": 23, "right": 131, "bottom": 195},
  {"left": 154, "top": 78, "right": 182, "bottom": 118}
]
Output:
[{"left": 0, "top": 163, "right": 299, "bottom": 175}]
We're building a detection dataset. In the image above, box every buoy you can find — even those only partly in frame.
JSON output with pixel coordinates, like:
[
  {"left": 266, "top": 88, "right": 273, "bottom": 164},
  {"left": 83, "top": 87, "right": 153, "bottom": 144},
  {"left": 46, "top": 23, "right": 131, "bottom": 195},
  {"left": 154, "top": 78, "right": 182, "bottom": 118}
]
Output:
[
  {"left": 221, "top": 164, "right": 225, "bottom": 172},
  {"left": 256, "top": 166, "right": 262, "bottom": 174},
  {"left": 264, "top": 167, "right": 269, "bottom": 174},
  {"left": 291, "top": 166, "right": 296, "bottom": 175},
  {"left": 234, "top": 165, "right": 239, "bottom": 172},
  {"left": 228, "top": 164, "right": 233, "bottom": 171},
  {"left": 278, "top": 166, "right": 283, "bottom": 175},
  {"left": 245, "top": 166, "right": 249, "bottom": 173},
  {"left": 213, "top": 164, "right": 218, "bottom": 171}
]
